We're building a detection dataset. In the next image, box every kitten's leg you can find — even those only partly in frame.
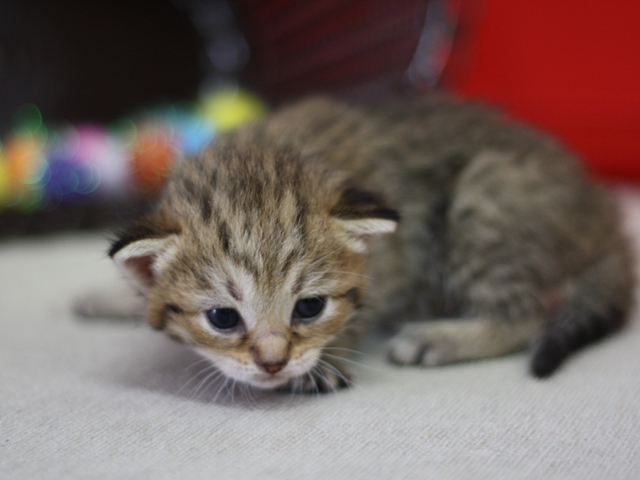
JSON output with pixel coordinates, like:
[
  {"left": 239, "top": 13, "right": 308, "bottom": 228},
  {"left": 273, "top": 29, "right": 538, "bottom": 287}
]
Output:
[
  {"left": 388, "top": 315, "right": 541, "bottom": 367},
  {"left": 388, "top": 266, "right": 547, "bottom": 365},
  {"left": 389, "top": 151, "right": 553, "bottom": 366},
  {"left": 73, "top": 282, "right": 145, "bottom": 320}
]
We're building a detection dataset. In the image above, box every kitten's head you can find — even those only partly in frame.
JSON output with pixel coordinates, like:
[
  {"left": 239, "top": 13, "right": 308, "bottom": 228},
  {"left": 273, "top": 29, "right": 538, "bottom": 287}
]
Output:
[{"left": 109, "top": 144, "right": 398, "bottom": 389}]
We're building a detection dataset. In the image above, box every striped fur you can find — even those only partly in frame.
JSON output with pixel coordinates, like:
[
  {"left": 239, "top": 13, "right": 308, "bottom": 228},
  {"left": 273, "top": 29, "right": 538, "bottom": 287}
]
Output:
[{"left": 110, "top": 95, "right": 635, "bottom": 392}]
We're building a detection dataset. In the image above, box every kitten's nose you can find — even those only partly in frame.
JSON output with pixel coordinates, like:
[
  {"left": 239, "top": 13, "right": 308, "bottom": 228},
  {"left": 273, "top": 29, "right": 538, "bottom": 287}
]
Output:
[
  {"left": 252, "top": 333, "right": 290, "bottom": 374},
  {"left": 257, "top": 361, "right": 288, "bottom": 375}
]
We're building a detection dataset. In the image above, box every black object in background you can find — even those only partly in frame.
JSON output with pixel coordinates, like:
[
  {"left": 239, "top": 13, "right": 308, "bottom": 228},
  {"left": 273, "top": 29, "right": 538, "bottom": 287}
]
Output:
[{"left": 0, "top": 0, "right": 204, "bottom": 136}]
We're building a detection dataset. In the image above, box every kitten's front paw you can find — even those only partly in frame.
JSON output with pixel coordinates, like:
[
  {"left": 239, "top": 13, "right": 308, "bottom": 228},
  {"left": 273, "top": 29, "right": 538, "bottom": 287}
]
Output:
[
  {"left": 73, "top": 292, "right": 100, "bottom": 319},
  {"left": 387, "top": 323, "right": 457, "bottom": 367},
  {"left": 282, "top": 362, "right": 352, "bottom": 394},
  {"left": 72, "top": 285, "right": 144, "bottom": 320}
]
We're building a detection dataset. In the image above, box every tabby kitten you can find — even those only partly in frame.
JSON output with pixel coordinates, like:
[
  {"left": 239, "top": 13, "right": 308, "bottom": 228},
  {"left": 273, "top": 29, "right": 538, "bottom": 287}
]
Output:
[{"left": 107, "top": 95, "right": 634, "bottom": 393}]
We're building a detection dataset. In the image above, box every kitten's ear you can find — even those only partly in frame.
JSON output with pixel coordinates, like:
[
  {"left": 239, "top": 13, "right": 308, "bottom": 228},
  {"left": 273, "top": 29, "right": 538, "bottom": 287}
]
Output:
[
  {"left": 109, "top": 216, "right": 181, "bottom": 292},
  {"left": 330, "top": 187, "right": 399, "bottom": 252}
]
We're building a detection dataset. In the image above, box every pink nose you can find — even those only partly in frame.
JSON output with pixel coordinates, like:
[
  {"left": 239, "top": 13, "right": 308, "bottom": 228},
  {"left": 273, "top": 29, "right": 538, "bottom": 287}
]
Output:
[{"left": 258, "top": 362, "right": 287, "bottom": 375}]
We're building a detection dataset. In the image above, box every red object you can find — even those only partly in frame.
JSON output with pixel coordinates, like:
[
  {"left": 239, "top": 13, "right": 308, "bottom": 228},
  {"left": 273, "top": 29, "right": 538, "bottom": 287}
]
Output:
[
  {"left": 445, "top": 0, "right": 640, "bottom": 181},
  {"left": 236, "top": 0, "right": 639, "bottom": 180}
]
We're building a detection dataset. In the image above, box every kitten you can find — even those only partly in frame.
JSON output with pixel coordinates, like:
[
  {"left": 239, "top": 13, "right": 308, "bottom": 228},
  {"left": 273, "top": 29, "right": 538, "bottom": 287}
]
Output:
[{"left": 101, "top": 95, "right": 635, "bottom": 393}]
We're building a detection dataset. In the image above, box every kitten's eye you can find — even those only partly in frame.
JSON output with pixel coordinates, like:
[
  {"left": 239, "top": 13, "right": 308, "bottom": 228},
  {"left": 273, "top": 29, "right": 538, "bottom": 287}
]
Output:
[
  {"left": 293, "top": 297, "right": 326, "bottom": 321},
  {"left": 206, "top": 308, "right": 241, "bottom": 331}
]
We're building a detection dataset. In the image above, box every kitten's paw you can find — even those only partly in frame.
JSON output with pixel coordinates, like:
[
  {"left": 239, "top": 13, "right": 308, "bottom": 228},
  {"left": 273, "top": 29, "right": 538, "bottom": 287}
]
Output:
[
  {"left": 72, "top": 292, "right": 105, "bottom": 319},
  {"left": 72, "top": 286, "right": 144, "bottom": 320},
  {"left": 388, "top": 319, "right": 537, "bottom": 367},
  {"left": 282, "top": 363, "right": 352, "bottom": 394},
  {"left": 387, "top": 323, "right": 459, "bottom": 367}
]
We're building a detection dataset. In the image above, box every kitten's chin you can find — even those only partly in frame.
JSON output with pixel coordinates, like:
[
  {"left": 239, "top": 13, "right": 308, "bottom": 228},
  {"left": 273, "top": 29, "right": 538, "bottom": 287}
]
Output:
[{"left": 247, "top": 374, "right": 292, "bottom": 390}]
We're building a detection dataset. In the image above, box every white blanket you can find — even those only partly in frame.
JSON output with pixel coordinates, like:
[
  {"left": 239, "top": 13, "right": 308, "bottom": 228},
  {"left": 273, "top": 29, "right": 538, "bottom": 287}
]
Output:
[{"left": 2, "top": 188, "right": 639, "bottom": 479}]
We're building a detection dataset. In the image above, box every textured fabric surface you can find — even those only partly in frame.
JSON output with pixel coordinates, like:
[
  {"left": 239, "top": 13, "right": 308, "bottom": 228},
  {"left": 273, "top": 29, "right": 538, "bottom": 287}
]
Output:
[{"left": 2, "top": 189, "right": 640, "bottom": 479}]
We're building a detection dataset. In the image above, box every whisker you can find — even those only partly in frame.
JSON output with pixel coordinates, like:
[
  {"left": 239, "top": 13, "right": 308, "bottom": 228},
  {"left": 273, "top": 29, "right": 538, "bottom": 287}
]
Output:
[
  {"left": 307, "top": 369, "right": 321, "bottom": 396},
  {"left": 174, "top": 363, "right": 218, "bottom": 397},
  {"left": 211, "top": 376, "right": 230, "bottom": 404},
  {"left": 322, "top": 352, "right": 392, "bottom": 375},
  {"left": 239, "top": 382, "right": 247, "bottom": 405},
  {"left": 322, "top": 347, "right": 373, "bottom": 357},
  {"left": 293, "top": 376, "right": 304, "bottom": 396},
  {"left": 309, "top": 364, "right": 331, "bottom": 395},
  {"left": 184, "top": 367, "right": 218, "bottom": 398},
  {"left": 230, "top": 378, "right": 237, "bottom": 406},
  {"left": 316, "top": 365, "right": 334, "bottom": 395},
  {"left": 180, "top": 357, "right": 214, "bottom": 375},
  {"left": 316, "top": 358, "right": 355, "bottom": 391},
  {"left": 289, "top": 376, "right": 299, "bottom": 396},
  {"left": 223, "top": 376, "right": 235, "bottom": 403},
  {"left": 241, "top": 382, "right": 257, "bottom": 408},
  {"left": 190, "top": 369, "right": 224, "bottom": 402},
  {"left": 315, "top": 363, "right": 339, "bottom": 395}
]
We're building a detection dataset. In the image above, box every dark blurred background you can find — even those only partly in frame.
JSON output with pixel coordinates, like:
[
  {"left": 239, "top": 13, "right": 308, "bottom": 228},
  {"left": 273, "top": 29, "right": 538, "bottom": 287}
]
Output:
[
  {"left": 0, "top": 0, "right": 203, "bottom": 135},
  {"left": 1, "top": 0, "right": 639, "bottom": 234}
]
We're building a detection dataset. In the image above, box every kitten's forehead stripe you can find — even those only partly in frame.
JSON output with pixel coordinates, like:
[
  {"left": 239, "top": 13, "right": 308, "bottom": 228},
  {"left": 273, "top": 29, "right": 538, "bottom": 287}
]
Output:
[
  {"left": 281, "top": 250, "right": 299, "bottom": 277},
  {"left": 179, "top": 145, "right": 326, "bottom": 289},
  {"left": 200, "top": 195, "right": 213, "bottom": 223},
  {"left": 219, "top": 221, "right": 230, "bottom": 253},
  {"left": 226, "top": 279, "right": 242, "bottom": 302},
  {"left": 233, "top": 252, "right": 260, "bottom": 278},
  {"left": 292, "top": 272, "right": 305, "bottom": 296}
]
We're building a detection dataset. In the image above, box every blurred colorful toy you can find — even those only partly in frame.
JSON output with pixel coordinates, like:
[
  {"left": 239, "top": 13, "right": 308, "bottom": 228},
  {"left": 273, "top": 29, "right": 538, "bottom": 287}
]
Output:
[
  {"left": 0, "top": 88, "right": 267, "bottom": 212},
  {"left": 2, "top": 132, "right": 47, "bottom": 211},
  {"left": 201, "top": 89, "right": 268, "bottom": 131},
  {"left": 131, "top": 125, "right": 177, "bottom": 190}
]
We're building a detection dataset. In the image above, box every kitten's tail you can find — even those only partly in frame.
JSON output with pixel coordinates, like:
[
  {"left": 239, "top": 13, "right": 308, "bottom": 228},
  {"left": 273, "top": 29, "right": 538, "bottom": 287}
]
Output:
[{"left": 530, "top": 239, "right": 635, "bottom": 378}]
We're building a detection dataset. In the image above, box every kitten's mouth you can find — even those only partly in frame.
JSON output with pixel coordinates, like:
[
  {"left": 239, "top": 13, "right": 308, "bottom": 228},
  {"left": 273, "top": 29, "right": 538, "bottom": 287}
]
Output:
[{"left": 250, "top": 373, "right": 290, "bottom": 389}]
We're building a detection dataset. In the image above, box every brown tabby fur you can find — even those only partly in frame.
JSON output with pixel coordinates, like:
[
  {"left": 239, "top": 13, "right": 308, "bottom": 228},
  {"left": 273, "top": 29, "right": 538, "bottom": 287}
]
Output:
[{"left": 106, "top": 95, "right": 635, "bottom": 393}]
